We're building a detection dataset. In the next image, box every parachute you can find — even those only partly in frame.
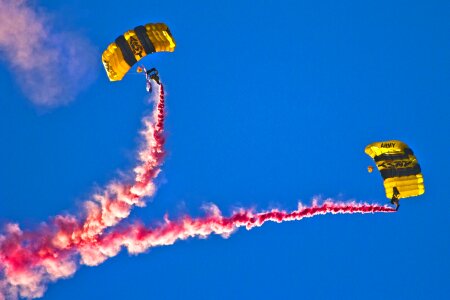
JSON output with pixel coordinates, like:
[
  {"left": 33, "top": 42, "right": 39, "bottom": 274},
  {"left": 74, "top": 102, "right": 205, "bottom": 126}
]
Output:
[
  {"left": 365, "top": 140, "right": 425, "bottom": 200},
  {"left": 102, "top": 23, "right": 176, "bottom": 81}
]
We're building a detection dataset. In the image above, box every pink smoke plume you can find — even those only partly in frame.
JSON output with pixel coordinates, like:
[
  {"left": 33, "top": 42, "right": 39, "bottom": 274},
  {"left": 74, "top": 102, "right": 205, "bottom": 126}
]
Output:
[
  {"left": 81, "top": 200, "right": 396, "bottom": 265},
  {"left": 0, "top": 83, "right": 166, "bottom": 299},
  {"left": 0, "top": 200, "right": 395, "bottom": 299},
  {"left": 80, "top": 84, "right": 166, "bottom": 240},
  {"left": 0, "top": 81, "right": 397, "bottom": 299},
  {"left": 0, "top": 0, "right": 98, "bottom": 106}
]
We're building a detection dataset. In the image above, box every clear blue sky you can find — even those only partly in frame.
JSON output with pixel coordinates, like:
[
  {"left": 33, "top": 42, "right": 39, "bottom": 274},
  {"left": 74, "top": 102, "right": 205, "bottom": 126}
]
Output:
[{"left": 1, "top": 0, "right": 449, "bottom": 299}]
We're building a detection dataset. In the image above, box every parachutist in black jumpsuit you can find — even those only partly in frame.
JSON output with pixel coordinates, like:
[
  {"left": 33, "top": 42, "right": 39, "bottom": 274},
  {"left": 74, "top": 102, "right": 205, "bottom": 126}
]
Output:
[
  {"left": 145, "top": 68, "right": 160, "bottom": 93},
  {"left": 391, "top": 187, "right": 400, "bottom": 211}
]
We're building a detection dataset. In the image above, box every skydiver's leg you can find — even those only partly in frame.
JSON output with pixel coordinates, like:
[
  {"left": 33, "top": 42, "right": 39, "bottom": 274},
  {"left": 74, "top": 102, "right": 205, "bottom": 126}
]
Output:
[
  {"left": 148, "top": 68, "right": 157, "bottom": 75},
  {"left": 394, "top": 198, "right": 400, "bottom": 211}
]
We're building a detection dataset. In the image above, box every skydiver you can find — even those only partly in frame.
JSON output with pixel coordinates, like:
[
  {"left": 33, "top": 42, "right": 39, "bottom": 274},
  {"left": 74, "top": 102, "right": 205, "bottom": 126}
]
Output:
[
  {"left": 146, "top": 68, "right": 161, "bottom": 85},
  {"left": 137, "top": 66, "right": 160, "bottom": 93},
  {"left": 390, "top": 187, "right": 400, "bottom": 211},
  {"left": 146, "top": 68, "right": 161, "bottom": 93}
]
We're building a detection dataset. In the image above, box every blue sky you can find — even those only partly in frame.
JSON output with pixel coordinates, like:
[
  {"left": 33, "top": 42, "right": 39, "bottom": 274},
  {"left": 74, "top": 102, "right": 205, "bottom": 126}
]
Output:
[{"left": 1, "top": 0, "right": 449, "bottom": 299}]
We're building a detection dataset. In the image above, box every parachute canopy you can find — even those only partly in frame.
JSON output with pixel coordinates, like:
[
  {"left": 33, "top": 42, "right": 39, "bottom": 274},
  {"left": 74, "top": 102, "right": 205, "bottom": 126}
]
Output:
[
  {"left": 102, "top": 23, "right": 176, "bottom": 81},
  {"left": 365, "top": 140, "right": 425, "bottom": 200}
]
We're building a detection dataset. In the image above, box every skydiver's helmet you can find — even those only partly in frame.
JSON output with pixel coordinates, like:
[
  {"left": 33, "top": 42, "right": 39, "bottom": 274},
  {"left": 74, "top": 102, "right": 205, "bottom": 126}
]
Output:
[{"left": 146, "top": 68, "right": 158, "bottom": 76}]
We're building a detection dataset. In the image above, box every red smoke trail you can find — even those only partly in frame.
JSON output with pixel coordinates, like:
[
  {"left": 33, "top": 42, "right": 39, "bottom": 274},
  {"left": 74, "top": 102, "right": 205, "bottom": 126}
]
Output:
[
  {"left": 0, "top": 84, "right": 166, "bottom": 299},
  {"left": 79, "top": 84, "right": 166, "bottom": 241},
  {"left": 0, "top": 200, "right": 395, "bottom": 299},
  {"left": 0, "top": 83, "right": 397, "bottom": 299},
  {"left": 81, "top": 201, "right": 395, "bottom": 264}
]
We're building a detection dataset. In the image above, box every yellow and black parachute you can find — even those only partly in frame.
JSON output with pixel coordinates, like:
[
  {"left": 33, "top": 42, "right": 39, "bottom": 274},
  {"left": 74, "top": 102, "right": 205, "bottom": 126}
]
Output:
[
  {"left": 365, "top": 140, "right": 425, "bottom": 200},
  {"left": 102, "top": 23, "right": 176, "bottom": 81}
]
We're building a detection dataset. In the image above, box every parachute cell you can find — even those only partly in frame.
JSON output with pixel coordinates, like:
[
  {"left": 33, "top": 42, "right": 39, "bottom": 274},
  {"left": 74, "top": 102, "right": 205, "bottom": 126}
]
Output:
[
  {"left": 102, "top": 23, "right": 176, "bottom": 81},
  {"left": 365, "top": 140, "right": 425, "bottom": 200}
]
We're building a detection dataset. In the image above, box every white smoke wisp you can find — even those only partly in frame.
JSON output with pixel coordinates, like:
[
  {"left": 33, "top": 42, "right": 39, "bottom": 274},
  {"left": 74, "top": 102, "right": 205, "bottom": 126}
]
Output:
[{"left": 0, "top": 0, "right": 98, "bottom": 106}]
